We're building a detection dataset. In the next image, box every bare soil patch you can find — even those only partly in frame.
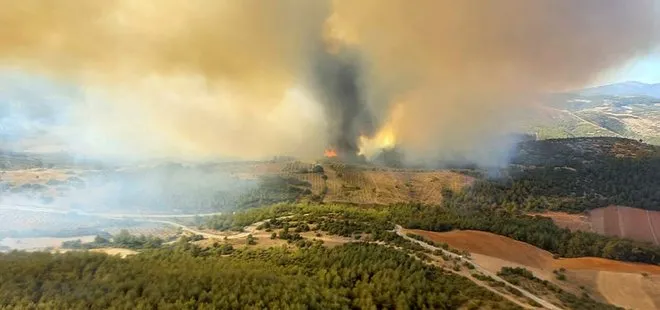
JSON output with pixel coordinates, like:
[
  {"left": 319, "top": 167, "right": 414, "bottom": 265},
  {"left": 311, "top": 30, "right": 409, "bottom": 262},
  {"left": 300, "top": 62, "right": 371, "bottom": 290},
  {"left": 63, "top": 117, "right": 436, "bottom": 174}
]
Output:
[
  {"left": 534, "top": 206, "right": 660, "bottom": 245},
  {"left": 323, "top": 168, "right": 473, "bottom": 205},
  {"left": 0, "top": 168, "right": 73, "bottom": 185},
  {"left": 408, "top": 228, "right": 660, "bottom": 309},
  {"left": 597, "top": 271, "right": 658, "bottom": 310},
  {"left": 0, "top": 235, "right": 96, "bottom": 251},
  {"left": 90, "top": 248, "right": 137, "bottom": 258},
  {"left": 602, "top": 206, "right": 622, "bottom": 237},
  {"left": 300, "top": 231, "right": 354, "bottom": 248},
  {"left": 529, "top": 211, "right": 593, "bottom": 232},
  {"left": 553, "top": 257, "right": 660, "bottom": 274},
  {"left": 406, "top": 229, "right": 552, "bottom": 269}
]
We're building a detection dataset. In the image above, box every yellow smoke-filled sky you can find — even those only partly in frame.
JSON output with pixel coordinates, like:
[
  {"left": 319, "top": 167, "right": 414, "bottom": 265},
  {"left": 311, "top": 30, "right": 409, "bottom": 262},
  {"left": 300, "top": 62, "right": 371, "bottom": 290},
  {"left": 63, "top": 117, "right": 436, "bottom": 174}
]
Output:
[{"left": 1, "top": 0, "right": 658, "bottom": 163}]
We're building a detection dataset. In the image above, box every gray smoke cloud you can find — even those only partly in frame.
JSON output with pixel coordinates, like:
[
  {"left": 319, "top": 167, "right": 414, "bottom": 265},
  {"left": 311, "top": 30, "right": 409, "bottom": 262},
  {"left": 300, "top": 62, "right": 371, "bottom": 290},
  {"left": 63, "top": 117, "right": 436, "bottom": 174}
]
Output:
[
  {"left": 0, "top": 0, "right": 658, "bottom": 166},
  {"left": 308, "top": 49, "right": 377, "bottom": 160}
]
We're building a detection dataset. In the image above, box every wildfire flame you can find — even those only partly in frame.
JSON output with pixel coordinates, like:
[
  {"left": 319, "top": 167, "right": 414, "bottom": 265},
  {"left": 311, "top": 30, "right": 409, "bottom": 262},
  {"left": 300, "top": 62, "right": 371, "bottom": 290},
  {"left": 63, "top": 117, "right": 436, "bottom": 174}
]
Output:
[
  {"left": 358, "top": 102, "right": 403, "bottom": 157},
  {"left": 324, "top": 148, "right": 338, "bottom": 158},
  {"left": 358, "top": 125, "right": 396, "bottom": 156}
]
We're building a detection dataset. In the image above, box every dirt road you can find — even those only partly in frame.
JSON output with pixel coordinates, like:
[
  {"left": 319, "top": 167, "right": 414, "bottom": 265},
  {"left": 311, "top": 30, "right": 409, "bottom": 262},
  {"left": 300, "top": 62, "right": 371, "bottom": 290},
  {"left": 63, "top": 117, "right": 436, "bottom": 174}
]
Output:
[
  {"left": 395, "top": 225, "right": 563, "bottom": 310},
  {"left": 142, "top": 218, "right": 264, "bottom": 240}
]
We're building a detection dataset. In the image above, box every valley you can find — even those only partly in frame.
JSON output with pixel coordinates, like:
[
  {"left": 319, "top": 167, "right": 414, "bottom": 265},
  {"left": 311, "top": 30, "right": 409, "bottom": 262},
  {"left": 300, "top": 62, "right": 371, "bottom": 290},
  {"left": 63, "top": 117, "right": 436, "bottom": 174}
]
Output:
[
  {"left": 1, "top": 136, "right": 660, "bottom": 309},
  {"left": 529, "top": 83, "right": 660, "bottom": 145}
]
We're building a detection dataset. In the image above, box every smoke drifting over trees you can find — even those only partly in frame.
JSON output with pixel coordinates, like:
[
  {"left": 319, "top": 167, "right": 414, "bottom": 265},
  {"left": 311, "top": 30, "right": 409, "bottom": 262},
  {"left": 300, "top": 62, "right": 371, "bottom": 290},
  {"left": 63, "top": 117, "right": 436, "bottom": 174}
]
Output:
[{"left": 0, "top": 0, "right": 658, "bottom": 165}]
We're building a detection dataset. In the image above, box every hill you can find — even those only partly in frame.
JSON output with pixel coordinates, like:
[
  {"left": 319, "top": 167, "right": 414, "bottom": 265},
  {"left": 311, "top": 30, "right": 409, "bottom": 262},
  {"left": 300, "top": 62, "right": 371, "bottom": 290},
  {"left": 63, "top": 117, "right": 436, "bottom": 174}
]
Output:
[
  {"left": 579, "top": 81, "right": 660, "bottom": 98},
  {"left": 532, "top": 206, "right": 660, "bottom": 246},
  {"left": 492, "top": 137, "right": 660, "bottom": 212},
  {"left": 527, "top": 83, "right": 660, "bottom": 144},
  {"left": 405, "top": 228, "right": 660, "bottom": 310},
  {"left": 0, "top": 203, "right": 533, "bottom": 309},
  {"left": 3, "top": 137, "right": 660, "bottom": 308}
]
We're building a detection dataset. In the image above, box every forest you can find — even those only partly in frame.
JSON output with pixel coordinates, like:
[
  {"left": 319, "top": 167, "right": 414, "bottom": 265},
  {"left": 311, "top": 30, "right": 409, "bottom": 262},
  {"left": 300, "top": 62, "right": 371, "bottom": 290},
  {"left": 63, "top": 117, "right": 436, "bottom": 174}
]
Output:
[
  {"left": 390, "top": 201, "right": 660, "bottom": 265},
  {"left": 480, "top": 157, "right": 660, "bottom": 212},
  {"left": 205, "top": 202, "right": 660, "bottom": 265},
  {"left": 1, "top": 198, "right": 657, "bottom": 308},
  {"left": 62, "top": 230, "right": 165, "bottom": 250},
  {"left": 496, "top": 137, "right": 660, "bottom": 212},
  {"left": 0, "top": 243, "right": 519, "bottom": 309},
  {"left": 3, "top": 137, "right": 660, "bottom": 309}
]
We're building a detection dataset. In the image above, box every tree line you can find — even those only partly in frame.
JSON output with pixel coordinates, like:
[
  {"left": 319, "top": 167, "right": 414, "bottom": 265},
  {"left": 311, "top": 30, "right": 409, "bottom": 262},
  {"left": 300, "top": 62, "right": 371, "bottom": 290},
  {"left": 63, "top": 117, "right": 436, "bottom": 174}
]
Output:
[
  {"left": 62, "top": 230, "right": 165, "bottom": 250},
  {"left": 390, "top": 202, "right": 660, "bottom": 265},
  {"left": 0, "top": 243, "right": 520, "bottom": 309},
  {"left": 498, "top": 137, "right": 660, "bottom": 212},
  {"left": 205, "top": 202, "right": 660, "bottom": 265}
]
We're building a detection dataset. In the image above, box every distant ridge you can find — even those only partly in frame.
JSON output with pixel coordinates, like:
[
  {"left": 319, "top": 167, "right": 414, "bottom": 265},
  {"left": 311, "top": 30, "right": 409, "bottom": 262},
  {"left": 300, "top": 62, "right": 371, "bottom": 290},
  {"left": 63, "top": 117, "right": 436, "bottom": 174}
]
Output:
[{"left": 580, "top": 81, "right": 660, "bottom": 98}]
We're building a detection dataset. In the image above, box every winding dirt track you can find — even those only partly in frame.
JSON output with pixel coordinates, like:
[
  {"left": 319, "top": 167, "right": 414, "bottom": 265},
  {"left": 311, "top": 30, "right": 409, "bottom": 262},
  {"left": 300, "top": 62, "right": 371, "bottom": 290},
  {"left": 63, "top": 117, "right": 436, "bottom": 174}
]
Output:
[
  {"left": 395, "top": 225, "right": 563, "bottom": 310},
  {"left": 0, "top": 203, "right": 574, "bottom": 309}
]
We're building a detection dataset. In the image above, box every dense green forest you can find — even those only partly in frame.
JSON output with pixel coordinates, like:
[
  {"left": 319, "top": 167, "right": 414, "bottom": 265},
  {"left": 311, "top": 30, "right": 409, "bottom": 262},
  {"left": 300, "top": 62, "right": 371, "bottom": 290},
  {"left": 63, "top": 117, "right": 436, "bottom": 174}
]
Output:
[
  {"left": 2, "top": 137, "right": 659, "bottom": 309},
  {"left": 203, "top": 202, "right": 660, "bottom": 265},
  {"left": 496, "top": 137, "right": 660, "bottom": 212},
  {"left": 234, "top": 175, "right": 313, "bottom": 210},
  {"left": 0, "top": 243, "right": 519, "bottom": 309},
  {"left": 483, "top": 157, "right": 660, "bottom": 212},
  {"left": 0, "top": 200, "right": 649, "bottom": 309},
  {"left": 62, "top": 230, "right": 166, "bottom": 250},
  {"left": 391, "top": 202, "right": 660, "bottom": 265}
]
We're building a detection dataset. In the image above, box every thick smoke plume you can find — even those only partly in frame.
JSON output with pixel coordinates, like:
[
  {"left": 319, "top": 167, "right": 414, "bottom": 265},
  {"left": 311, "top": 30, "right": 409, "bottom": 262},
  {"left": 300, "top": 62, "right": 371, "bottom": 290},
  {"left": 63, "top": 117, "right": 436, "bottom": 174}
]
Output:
[
  {"left": 309, "top": 49, "right": 377, "bottom": 160},
  {"left": 0, "top": 0, "right": 332, "bottom": 160},
  {"left": 1, "top": 0, "right": 658, "bottom": 165},
  {"left": 331, "top": 0, "right": 660, "bottom": 165}
]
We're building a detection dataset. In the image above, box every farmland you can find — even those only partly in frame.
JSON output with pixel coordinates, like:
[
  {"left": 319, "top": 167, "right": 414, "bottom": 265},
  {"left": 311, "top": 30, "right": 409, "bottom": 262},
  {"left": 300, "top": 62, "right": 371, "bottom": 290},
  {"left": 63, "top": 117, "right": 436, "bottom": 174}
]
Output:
[
  {"left": 406, "top": 228, "right": 660, "bottom": 310},
  {"left": 535, "top": 205, "right": 660, "bottom": 245}
]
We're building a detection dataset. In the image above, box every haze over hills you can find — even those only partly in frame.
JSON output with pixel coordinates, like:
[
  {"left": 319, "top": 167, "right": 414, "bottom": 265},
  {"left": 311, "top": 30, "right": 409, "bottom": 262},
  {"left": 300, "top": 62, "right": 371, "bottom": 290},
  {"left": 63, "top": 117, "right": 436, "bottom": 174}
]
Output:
[
  {"left": 579, "top": 81, "right": 660, "bottom": 98},
  {"left": 527, "top": 81, "right": 660, "bottom": 145},
  {"left": 2, "top": 0, "right": 660, "bottom": 308},
  {"left": 2, "top": 136, "right": 660, "bottom": 309}
]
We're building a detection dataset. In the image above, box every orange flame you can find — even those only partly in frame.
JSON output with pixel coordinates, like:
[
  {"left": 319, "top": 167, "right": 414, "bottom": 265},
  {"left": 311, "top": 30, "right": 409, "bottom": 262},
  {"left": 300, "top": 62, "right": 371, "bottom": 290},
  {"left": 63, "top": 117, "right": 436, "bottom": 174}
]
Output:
[{"left": 324, "top": 148, "right": 338, "bottom": 158}]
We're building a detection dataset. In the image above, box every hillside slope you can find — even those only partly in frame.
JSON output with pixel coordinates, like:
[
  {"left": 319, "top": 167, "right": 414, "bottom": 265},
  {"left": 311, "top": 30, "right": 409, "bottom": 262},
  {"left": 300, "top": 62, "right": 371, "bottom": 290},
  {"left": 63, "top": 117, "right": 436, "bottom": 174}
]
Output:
[
  {"left": 528, "top": 85, "right": 660, "bottom": 144},
  {"left": 408, "top": 228, "right": 660, "bottom": 310}
]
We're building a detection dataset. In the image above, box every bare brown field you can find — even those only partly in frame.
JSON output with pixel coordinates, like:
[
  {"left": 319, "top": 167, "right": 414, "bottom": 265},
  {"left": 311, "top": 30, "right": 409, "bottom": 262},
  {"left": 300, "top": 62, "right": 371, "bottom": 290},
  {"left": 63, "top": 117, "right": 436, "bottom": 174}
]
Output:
[
  {"left": 0, "top": 168, "right": 73, "bottom": 185},
  {"left": 554, "top": 257, "right": 660, "bottom": 274},
  {"left": 0, "top": 235, "right": 97, "bottom": 251},
  {"left": 406, "top": 229, "right": 552, "bottom": 269},
  {"left": 601, "top": 206, "right": 622, "bottom": 237},
  {"left": 105, "top": 223, "right": 178, "bottom": 239},
  {"left": 537, "top": 206, "right": 660, "bottom": 245},
  {"left": 219, "top": 160, "right": 474, "bottom": 206},
  {"left": 300, "top": 231, "right": 354, "bottom": 247},
  {"left": 406, "top": 228, "right": 660, "bottom": 309},
  {"left": 194, "top": 230, "right": 289, "bottom": 250},
  {"left": 597, "top": 272, "right": 660, "bottom": 310},
  {"left": 4, "top": 160, "right": 472, "bottom": 208},
  {"left": 529, "top": 211, "right": 593, "bottom": 232},
  {"left": 650, "top": 211, "right": 660, "bottom": 245},
  {"left": 322, "top": 167, "right": 473, "bottom": 205},
  {"left": 90, "top": 248, "right": 138, "bottom": 258},
  {"left": 193, "top": 229, "right": 353, "bottom": 250}
]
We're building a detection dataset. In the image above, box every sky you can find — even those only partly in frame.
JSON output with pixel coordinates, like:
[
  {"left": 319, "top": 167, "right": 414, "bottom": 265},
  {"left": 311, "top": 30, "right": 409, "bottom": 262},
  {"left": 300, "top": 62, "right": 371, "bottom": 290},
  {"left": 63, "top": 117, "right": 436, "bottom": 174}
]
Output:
[{"left": 596, "top": 52, "right": 660, "bottom": 85}]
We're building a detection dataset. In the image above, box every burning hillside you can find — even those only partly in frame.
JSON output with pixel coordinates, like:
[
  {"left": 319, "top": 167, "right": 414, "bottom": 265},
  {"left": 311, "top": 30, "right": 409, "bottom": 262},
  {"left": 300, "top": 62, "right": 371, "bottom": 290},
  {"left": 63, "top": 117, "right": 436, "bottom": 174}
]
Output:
[
  {"left": 0, "top": 1, "right": 658, "bottom": 166},
  {"left": 324, "top": 148, "right": 338, "bottom": 158}
]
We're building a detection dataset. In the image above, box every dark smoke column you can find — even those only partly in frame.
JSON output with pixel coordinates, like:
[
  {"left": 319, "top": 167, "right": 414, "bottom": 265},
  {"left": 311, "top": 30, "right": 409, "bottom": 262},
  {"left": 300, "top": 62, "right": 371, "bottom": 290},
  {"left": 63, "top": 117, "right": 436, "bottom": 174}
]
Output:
[{"left": 309, "top": 49, "right": 377, "bottom": 161}]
